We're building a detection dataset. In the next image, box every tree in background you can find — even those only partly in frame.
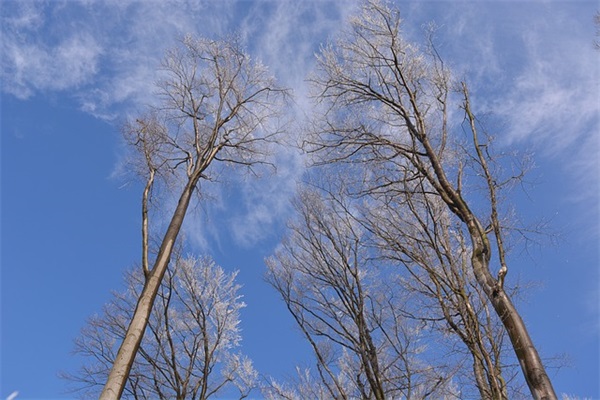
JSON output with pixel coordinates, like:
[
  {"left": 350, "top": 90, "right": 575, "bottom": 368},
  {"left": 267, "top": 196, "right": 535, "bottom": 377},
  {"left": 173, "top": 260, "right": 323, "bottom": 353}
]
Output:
[
  {"left": 65, "top": 255, "right": 256, "bottom": 399},
  {"left": 266, "top": 186, "right": 455, "bottom": 399},
  {"left": 101, "top": 35, "right": 287, "bottom": 399},
  {"left": 266, "top": 175, "right": 529, "bottom": 398},
  {"left": 363, "top": 171, "right": 524, "bottom": 398},
  {"left": 301, "top": 0, "right": 556, "bottom": 398}
]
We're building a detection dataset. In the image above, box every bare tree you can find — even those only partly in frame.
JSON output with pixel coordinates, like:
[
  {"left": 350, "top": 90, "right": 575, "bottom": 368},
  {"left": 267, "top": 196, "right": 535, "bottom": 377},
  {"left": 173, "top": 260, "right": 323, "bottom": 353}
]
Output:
[
  {"left": 101, "top": 35, "right": 287, "bottom": 399},
  {"left": 362, "top": 173, "right": 524, "bottom": 399},
  {"left": 266, "top": 186, "right": 455, "bottom": 399},
  {"left": 304, "top": 1, "right": 556, "bottom": 398},
  {"left": 65, "top": 255, "right": 257, "bottom": 399},
  {"left": 267, "top": 174, "right": 526, "bottom": 398}
]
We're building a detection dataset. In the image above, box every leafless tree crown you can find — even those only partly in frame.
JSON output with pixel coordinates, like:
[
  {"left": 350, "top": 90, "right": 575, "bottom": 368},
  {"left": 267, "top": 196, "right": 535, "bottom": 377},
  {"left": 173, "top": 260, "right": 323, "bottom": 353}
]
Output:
[
  {"left": 66, "top": 256, "right": 257, "bottom": 400},
  {"left": 274, "top": 0, "right": 556, "bottom": 398},
  {"left": 99, "top": 34, "right": 287, "bottom": 400}
]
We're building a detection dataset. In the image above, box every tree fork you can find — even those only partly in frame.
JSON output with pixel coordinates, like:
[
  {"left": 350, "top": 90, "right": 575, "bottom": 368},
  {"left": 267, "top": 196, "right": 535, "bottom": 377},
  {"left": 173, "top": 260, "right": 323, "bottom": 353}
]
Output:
[
  {"left": 100, "top": 175, "right": 199, "bottom": 400},
  {"left": 416, "top": 110, "right": 557, "bottom": 400}
]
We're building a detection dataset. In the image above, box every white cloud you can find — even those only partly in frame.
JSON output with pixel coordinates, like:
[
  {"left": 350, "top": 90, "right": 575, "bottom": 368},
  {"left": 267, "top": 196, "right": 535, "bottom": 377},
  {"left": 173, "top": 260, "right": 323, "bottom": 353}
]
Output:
[
  {"left": 481, "top": 6, "right": 599, "bottom": 232},
  {"left": 0, "top": 0, "right": 236, "bottom": 115},
  {"left": 1, "top": 0, "right": 353, "bottom": 117},
  {"left": 406, "top": 2, "right": 598, "bottom": 152},
  {"left": 228, "top": 145, "right": 305, "bottom": 247},
  {"left": 0, "top": 0, "right": 346, "bottom": 251},
  {"left": 491, "top": 16, "right": 598, "bottom": 150},
  {"left": 409, "top": 2, "right": 599, "bottom": 228},
  {"left": 219, "top": 2, "right": 360, "bottom": 249},
  {"left": 5, "top": 0, "right": 595, "bottom": 247},
  {"left": 240, "top": 1, "right": 356, "bottom": 82},
  {"left": 2, "top": 31, "right": 102, "bottom": 99},
  {"left": 3, "top": 1, "right": 44, "bottom": 31}
]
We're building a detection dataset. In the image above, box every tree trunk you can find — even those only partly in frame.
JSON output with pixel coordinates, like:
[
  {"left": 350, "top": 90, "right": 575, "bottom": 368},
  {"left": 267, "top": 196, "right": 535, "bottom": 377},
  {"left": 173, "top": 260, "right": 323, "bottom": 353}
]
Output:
[
  {"left": 100, "top": 176, "right": 199, "bottom": 400},
  {"left": 468, "top": 220, "right": 557, "bottom": 400},
  {"left": 418, "top": 129, "right": 557, "bottom": 400},
  {"left": 488, "top": 277, "right": 557, "bottom": 399}
]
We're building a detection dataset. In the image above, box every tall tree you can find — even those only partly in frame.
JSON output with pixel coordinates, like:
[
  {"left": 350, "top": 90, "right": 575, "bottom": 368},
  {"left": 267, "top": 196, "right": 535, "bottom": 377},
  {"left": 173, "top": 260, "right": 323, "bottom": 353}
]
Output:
[
  {"left": 362, "top": 173, "right": 520, "bottom": 398},
  {"left": 101, "top": 35, "right": 287, "bottom": 399},
  {"left": 66, "top": 255, "right": 256, "bottom": 399},
  {"left": 266, "top": 186, "right": 454, "bottom": 399},
  {"left": 267, "top": 176, "right": 526, "bottom": 398},
  {"left": 304, "top": 0, "right": 556, "bottom": 398}
]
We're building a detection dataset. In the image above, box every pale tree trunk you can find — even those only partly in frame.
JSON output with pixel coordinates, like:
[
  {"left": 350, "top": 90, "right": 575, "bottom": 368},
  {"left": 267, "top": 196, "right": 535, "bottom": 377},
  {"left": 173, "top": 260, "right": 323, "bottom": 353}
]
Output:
[
  {"left": 100, "top": 175, "right": 200, "bottom": 400},
  {"left": 459, "top": 86, "right": 557, "bottom": 400},
  {"left": 306, "top": 0, "right": 559, "bottom": 395},
  {"left": 419, "top": 126, "right": 557, "bottom": 400},
  {"left": 469, "top": 228, "right": 556, "bottom": 400},
  {"left": 492, "top": 284, "right": 555, "bottom": 400},
  {"left": 97, "top": 34, "right": 285, "bottom": 399}
]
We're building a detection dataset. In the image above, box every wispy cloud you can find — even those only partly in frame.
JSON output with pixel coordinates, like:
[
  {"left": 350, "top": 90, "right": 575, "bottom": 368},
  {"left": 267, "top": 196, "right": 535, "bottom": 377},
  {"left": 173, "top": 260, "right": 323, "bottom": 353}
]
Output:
[
  {"left": 409, "top": 2, "right": 599, "bottom": 228},
  {"left": 490, "top": 12, "right": 598, "bottom": 149},
  {"left": 227, "top": 145, "right": 305, "bottom": 248},
  {"left": 224, "top": 1, "right": 359, "bottom": 247},
  {"left": 482, "top": 5, "right": 599, "bottom": 233},
  {"left": 3, "top": 0, "right": 596, "bottom": 247},
  {"left": 408, "top": 2, "right": 598, "bottom": 152},
  {"left": 239, "top": 1, "right": 357, "bottom": 87},
  {"left": 2, "top": 9, "right": 102, "bottom": 99},
  {"left": 1, "top": 0, "right": 237, "bottom": 117}
]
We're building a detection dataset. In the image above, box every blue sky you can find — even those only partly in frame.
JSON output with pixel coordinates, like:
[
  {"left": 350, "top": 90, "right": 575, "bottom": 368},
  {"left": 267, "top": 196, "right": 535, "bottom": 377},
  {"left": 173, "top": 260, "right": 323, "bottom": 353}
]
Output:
[{"left": 1, "top": 1, "right": 598, "bottom": 399}]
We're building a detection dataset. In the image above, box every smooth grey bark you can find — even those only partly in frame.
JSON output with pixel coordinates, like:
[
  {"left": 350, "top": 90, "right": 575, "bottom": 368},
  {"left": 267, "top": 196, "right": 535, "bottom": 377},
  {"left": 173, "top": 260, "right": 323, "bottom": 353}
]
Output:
[
  {"left": 100, "top": 174, "right": 201, "bottom": 400},
  {"left": 305, "top": 1, "right": 557, "bottom": 398},
  {"left": 99, "top": 35, "right": 285, "bottom": 399}
]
